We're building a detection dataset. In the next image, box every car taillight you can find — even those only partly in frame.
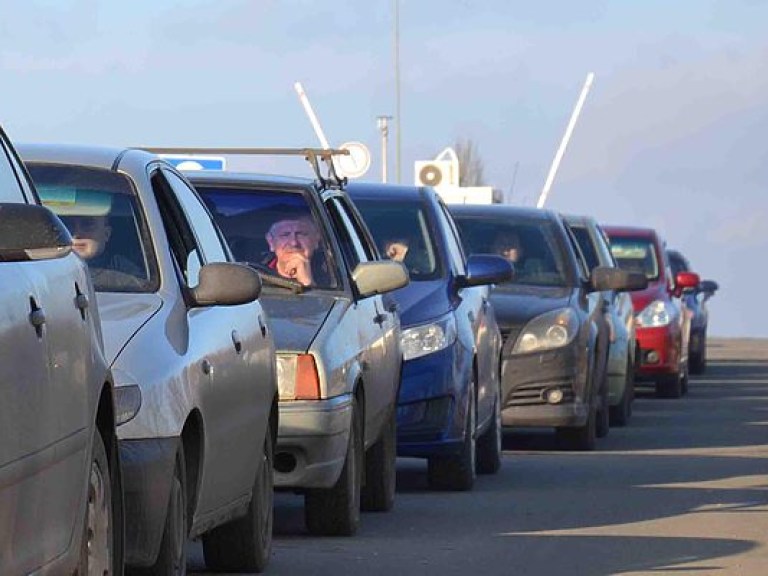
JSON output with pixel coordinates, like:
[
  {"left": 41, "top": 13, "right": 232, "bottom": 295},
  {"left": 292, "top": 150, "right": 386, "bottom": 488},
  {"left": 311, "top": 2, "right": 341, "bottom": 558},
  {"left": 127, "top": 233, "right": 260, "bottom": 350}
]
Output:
[{"left": 277, "top": 354, "right": 321, "bottom": 400}]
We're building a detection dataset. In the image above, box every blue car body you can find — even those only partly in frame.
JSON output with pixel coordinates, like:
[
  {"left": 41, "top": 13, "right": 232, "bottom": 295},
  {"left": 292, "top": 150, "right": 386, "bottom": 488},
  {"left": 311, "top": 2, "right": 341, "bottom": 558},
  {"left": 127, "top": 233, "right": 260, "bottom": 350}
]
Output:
[{"left": 347, "top": 183, "right": 506, "bottom": 484}]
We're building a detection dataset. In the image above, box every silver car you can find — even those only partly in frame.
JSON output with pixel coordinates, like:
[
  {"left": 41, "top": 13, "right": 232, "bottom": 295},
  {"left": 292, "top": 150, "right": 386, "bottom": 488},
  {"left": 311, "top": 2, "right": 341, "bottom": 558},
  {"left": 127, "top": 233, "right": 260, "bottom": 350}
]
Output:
[
  {"left": 22, "top": 144, "right": 278, "bottom": 574},
  {"left": 565, "top": 214, "right": 645, "bottom": 426},
  {"left": 1, "top": 130, "right": 122, "bottom": 575},
  {"left": 188, "top": 171, "right": 409, "bottom": 536}
]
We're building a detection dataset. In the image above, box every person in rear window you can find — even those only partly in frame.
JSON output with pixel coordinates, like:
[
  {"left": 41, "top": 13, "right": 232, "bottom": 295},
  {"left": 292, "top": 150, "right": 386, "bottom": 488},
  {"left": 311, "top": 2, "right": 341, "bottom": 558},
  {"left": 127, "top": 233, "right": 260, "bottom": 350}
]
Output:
[{"left": 264, "top": 213, "right": 324, "bottom": 286}]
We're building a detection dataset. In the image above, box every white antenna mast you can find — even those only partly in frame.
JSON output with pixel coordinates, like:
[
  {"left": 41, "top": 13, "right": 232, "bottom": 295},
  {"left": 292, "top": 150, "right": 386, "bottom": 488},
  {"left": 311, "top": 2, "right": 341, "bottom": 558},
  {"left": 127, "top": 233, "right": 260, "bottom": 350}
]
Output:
[
  {"left": 537, "top": 72, "right": 595, "bottom": 209},
  {"left": 294, "top": 81, "right": 331, "bottom": 149}
]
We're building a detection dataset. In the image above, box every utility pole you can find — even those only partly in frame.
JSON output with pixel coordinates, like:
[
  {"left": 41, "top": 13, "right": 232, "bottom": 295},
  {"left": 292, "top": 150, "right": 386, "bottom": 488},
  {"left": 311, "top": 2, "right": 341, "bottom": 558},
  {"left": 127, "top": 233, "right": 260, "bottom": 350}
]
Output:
[
  {"left": 394, "top": 0, "right": 402, "bottom": 183},
  {"left": 377, "top": 115, "right": 392, "bottom": 183}
]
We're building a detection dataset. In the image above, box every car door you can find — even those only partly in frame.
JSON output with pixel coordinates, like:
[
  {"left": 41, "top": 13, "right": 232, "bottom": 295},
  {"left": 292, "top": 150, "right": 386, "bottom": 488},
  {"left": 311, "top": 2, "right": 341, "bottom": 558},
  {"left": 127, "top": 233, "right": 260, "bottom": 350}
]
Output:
[
  {"left": 325, "top": 193, "right": 395, "bottom": 442},
  {"left": 0, "top": 138, "right": 92, "bottom": 572},
  {"left": 153, "top": 168, "right": 270, "bottom": 517}
]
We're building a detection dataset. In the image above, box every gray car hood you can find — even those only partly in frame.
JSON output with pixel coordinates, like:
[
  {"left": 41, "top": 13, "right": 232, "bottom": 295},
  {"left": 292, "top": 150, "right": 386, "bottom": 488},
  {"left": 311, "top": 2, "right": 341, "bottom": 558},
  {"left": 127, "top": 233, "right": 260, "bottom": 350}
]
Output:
[
  {"left": 260, "top": 293, "right": 338, "bottom": 353},
  {"left": 97, "top": 293, "right": 164, "bottom": 366}
]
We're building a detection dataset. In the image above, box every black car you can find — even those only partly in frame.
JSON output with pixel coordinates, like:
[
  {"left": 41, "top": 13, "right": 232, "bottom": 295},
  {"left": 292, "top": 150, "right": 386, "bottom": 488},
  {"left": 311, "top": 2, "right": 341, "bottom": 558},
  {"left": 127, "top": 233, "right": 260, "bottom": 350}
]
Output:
[
  {"left": 450, "top": 204, "right": 644, "bottom": 450},
  {"left": 667, "top": 249, "right": 718, "bottom": 374}
]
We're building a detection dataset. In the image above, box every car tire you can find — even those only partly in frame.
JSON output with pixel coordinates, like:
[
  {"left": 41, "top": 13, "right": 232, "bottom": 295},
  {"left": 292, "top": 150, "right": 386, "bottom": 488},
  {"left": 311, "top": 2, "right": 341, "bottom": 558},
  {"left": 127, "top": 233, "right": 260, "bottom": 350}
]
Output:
[
  {"left": 361, "top": 406, "right": 397, "bottom": 513},
  {"left": 689, "top": 331, "right": 707, "bottom": 375},
  {"left": 305, "top": 397, "right": 362, "bottom": 536},
  {"left": 78, "top": 429, "right": 116, "bottom": 576},
  {"left": 656, "top": 372, "right": 683, "bottom": 399},
  {"left": 203, "top": 421, "right": 274, "bottom": 573},
  {"left": 610, "top": 355, "right": 634, "bottom": 427},
  {"left": 134, "top": 443, "right": 188, "bottom": 576},
  {"left": 556, "top": 403, "right": 597, "bottom": 451},
  {"left": 476, "top": 389, "right": 502, "bottom": 475},
  {"left": 427, "top": 379, "right": 476, "bottom": 491}
]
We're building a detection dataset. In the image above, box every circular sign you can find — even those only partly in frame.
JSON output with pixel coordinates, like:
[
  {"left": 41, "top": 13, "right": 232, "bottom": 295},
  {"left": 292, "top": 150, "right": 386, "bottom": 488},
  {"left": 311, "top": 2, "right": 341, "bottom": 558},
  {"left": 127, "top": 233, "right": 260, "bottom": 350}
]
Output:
[
  {"left": 335, "top": 141, "right": 371, "bottom": 179},
  {"left": 418, "top": 164, "right": 443, "bottom": 187}
]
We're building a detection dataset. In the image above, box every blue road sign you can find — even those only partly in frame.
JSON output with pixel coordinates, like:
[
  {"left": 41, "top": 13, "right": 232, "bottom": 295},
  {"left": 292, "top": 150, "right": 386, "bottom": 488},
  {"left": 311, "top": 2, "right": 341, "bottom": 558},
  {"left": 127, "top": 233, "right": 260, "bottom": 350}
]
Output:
[{"left": 161, "top": 155, "right": 226, "bottom": 171}]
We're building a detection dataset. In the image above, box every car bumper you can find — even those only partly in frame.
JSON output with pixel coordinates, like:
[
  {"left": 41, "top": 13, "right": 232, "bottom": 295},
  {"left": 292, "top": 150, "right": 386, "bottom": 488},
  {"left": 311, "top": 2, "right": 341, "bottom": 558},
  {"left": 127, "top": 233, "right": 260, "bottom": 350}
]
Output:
[
  {"left": 396, "top": 346, "right": 468, "bottom": 458},
  {"left": 635, "top": 326, "right": 679, "bottom": 378},
  {"left": 120, "top": 437, "right": 179, "bottom": 567},
  {"left": 499, "top": 343, "right": 590, "bottom": 428},
  {"left": 273, "top": 393, "right": 353, "bottom": 490}
]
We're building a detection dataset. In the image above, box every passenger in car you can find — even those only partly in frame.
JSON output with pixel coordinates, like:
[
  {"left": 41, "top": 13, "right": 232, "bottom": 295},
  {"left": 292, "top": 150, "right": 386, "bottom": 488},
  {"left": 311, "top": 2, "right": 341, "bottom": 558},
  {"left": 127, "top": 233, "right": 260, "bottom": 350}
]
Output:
[
  {"left": 264, "top": 212, "right": 323, "bottom": 286},
  {"left": 492, "top": 229, "right": 547, "bottom": 279},
  {"left": 383, "top": 236, "right": 409, "bottom": 262}
]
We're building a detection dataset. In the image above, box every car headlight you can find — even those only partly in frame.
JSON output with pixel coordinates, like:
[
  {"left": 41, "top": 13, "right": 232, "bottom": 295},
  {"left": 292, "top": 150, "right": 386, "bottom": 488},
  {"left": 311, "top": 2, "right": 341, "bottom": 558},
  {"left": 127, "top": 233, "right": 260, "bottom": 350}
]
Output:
[
  {"left": 636, "top": 299, "right": 673, "bottom": 328},
  {"left": 401, "top": 314, "right": 457, "bottom": 361},
  {"left": 512, "top": 308, "right": 578, "bottom": 354}
]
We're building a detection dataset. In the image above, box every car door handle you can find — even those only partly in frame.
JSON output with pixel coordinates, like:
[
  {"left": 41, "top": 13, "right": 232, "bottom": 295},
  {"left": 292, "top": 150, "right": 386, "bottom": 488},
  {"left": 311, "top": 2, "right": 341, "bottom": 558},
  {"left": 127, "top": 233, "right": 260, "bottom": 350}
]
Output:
[
  {"left": 29, "top": 308, "right": 46, "bottom": 328},
  {"left": 258, "top": 316, "right": 267, "bottom": 338},
  {"left": 231, "top": 330, "right": 242, "bottom": 354},
  {"left": 201, "top": 359, "right": 213, "bottom": 376},
  {"left": 76, "top": 293, "right": 89, "bottom": 311},
  {"left": 374, "top": 313, "right": 387, "bottom": 325}
]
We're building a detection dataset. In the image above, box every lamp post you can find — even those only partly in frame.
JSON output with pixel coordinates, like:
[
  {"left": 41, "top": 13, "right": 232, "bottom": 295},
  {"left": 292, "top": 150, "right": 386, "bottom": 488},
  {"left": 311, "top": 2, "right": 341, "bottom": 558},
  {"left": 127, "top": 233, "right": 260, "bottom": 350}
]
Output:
[
  {"left": 377, "top": 115, "right": 392, "bottom": 183},
  {"left": 394, "top": 0, "right": 401, "bottom": 183}
]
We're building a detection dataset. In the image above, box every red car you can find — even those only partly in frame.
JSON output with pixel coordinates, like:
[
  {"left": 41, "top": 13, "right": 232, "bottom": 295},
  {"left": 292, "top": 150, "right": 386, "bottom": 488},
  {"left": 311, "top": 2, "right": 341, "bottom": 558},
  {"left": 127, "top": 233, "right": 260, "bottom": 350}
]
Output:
[{"left": 603, "top": 226, "right": 700, "bottom": 398}]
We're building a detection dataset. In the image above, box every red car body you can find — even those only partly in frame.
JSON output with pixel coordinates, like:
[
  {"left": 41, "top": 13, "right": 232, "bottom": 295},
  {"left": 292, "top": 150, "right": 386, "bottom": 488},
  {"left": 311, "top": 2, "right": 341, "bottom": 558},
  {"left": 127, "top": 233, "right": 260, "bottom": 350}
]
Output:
[{"left": 603, "top": 226, "right": 700, "bottom": 398}]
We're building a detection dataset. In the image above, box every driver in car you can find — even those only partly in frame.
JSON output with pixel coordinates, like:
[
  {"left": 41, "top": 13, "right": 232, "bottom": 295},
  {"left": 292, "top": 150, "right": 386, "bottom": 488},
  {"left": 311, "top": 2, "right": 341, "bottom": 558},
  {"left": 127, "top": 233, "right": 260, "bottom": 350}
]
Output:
[{"left": 264, "top": 213, "right": 323, "bottom": 287}]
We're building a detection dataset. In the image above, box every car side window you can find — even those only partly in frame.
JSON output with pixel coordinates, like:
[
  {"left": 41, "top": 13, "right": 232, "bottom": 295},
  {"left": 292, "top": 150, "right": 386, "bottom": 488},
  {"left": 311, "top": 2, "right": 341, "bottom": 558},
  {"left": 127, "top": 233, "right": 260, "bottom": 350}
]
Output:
[
  {"left": 162, "top": 170, "right": 228, "bottom": 265},
  {"left": 151, "top": 169, "right": 206, "bottom": 287},
  {"left": 0, "top": 136, "right": 27, "bottom": 204},
  {"left": 564, "top": 226, "right": 590, "bottom": 281},
  {"left": 326, "top": 196, "right": 370, "bottom": 271},
  {"left": 569, "top": 225, "right": 600, "bottom": 271},
  {"left": 436, "top": 201, "right": 466, "bottom": 276}
]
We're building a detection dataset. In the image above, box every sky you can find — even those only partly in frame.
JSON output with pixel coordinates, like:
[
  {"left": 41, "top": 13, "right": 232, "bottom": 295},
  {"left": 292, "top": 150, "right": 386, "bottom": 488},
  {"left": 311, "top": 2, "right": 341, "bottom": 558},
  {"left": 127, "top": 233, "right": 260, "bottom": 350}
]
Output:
[{"left": 2, "top": 0, "right": 765, "bottom": 337}]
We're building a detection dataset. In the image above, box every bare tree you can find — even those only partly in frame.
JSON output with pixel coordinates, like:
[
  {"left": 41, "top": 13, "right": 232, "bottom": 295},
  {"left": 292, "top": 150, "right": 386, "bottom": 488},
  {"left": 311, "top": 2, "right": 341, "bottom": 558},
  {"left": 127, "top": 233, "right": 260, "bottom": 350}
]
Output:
[{"left": 454, "top": 138, "right": 485, "bottom": 187}]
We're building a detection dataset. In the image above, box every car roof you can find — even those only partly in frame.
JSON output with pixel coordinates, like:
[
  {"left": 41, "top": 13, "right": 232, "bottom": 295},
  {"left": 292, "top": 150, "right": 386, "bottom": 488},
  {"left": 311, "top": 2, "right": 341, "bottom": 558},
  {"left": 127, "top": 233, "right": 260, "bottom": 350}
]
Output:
[
  {"left": 601, "top": 224, "right": 657, "bottom": 237},
  {"left": 184, "top": 170, "right": 316, "bottom": 190},
  {"left": 448, "top": 203, "right": 559, "bottom": 223},
  {"left": 345, "top": 181, "right": 431, "bottom": 200},
  {"left": 17, "top": 142, "right": 158, "bottom": 170}
]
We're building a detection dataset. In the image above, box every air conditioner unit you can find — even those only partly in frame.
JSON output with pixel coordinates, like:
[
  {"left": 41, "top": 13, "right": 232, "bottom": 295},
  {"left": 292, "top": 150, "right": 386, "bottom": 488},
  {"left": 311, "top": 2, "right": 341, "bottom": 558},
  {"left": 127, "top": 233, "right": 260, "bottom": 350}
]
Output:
[{"left": 414, "top": 160, "right": 457, "bottom": 188}]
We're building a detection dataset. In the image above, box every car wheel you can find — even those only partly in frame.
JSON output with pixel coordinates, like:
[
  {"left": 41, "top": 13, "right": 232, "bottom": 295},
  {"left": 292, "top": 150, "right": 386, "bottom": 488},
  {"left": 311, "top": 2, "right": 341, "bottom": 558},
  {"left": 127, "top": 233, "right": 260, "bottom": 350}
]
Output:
[
  {"left": 78, "top": 429, "right": 115, "bottom": 576},
  {"left": 556, "top": 403, "right": 597, "bottom": 451},
  {"left": 203, "top": 421, "right": 274, "bottom": 573},
  {"left": 656, "top": 372, "right": 683, "bottom": 399},
  {"left": 610, "top": 355, "right": 634, "bottom": 427},
  {"left": 305, "top": 397, "right": 362, "bottom": 536},
  {"left": 689, "top": 331, "right": 707, "bottom": 375},
  {"left": 427, "top": 378, "right": 477, "bottom": 491},
  {"left": 476, "top": 388, "right": 502, "bottom": 475},
  {"left": 361, "top": 406, "right": 397, "bottom": 512},
  {"left": 135, "top": 444, "right": 188, "bottom": 576}
]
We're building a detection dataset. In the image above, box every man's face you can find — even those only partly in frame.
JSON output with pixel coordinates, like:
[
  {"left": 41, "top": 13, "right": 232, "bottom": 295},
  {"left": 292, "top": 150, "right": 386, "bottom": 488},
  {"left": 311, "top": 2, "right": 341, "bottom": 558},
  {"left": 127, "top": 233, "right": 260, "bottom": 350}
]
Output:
[
  {"left": 65, "top": 216, "right": 111, "bottom": 260},
  {"left": 266, "top": 218, "right": 320, "bottom": 261},
  {"left": 495, "top": 235, "right": 522, "bottom": 263}
]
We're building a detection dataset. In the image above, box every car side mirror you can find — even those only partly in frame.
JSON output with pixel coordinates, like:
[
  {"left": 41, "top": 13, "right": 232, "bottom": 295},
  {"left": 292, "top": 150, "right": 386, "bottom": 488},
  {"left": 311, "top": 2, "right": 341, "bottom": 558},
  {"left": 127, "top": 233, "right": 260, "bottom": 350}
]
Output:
[
  {"left": 673, "top": 271, "right": 701, "bottom": 298},
  {"left": 698, "top": 279, "right": 718, "bottom": 300},
  {"left": 190, "top": 262, "right": 262, "bottom": 307},
  {"left": 590, "top": 266, "right": 648, "bottom": 292},
  {"left": 458, "top": 254, "right": 514, "bottom": 287},
  {"left": 0, "top": 203, "right": 73, "bottom": 262},
  {"left": 352, "top": 261, "right": 409, "bottom": 298}
]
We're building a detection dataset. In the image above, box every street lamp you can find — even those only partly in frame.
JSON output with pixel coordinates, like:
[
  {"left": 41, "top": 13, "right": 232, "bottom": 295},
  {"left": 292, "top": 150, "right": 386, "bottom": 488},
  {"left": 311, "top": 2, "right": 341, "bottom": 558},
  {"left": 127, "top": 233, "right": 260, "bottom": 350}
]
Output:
[
  {"left": 377, "top": 115, "right": 392, "bottom": 183},
  {"left": 394, "top": 0, "right": 401, "bottom": 183}
]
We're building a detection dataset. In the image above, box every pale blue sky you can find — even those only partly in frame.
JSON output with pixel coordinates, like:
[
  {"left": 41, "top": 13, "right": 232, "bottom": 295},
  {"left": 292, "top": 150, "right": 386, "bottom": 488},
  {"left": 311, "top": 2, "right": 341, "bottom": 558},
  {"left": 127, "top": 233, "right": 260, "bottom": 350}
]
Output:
[{"left": 2, "top": 0, "right": 765, "bottom": 336}]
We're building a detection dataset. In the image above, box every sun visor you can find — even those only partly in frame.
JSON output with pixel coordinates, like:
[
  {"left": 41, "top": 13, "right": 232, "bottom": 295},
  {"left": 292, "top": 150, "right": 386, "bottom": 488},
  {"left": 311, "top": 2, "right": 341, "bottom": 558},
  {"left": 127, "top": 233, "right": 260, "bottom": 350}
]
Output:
[{"left": 37, "top": 186, "right": 113, "bottom": 217}]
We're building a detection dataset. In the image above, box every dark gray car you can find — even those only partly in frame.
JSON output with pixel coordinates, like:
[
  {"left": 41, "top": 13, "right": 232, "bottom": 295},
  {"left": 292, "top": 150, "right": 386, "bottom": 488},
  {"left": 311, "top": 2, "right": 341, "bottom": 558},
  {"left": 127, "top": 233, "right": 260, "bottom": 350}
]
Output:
[
  {"left": 23, "top": 144, "right": 278, "bottom": 574},
  {"left": 188, "top": 170, "right": 408, "bottom": 536},
  {"left": 1, "top": 131, "right": 123, "bottom": 575}
]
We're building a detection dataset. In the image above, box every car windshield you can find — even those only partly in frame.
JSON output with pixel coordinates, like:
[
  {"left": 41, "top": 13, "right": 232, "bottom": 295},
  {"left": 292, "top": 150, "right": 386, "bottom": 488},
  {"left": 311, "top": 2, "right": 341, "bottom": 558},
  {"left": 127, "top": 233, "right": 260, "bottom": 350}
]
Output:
[
  {"left": 194, "top": 184, "right": 339, "bottom": 290},
  {"left": 609, "top": 237, "right": 660, "bottom": 280},
  {"left": 452, "top": 214, "right": 569, "bottom": 287},
  {"left": 351, "top": 198, "right": 441, "bottom": 281},
  {"left": 27, "top": 163, "right": 156, "bottom": 293}
]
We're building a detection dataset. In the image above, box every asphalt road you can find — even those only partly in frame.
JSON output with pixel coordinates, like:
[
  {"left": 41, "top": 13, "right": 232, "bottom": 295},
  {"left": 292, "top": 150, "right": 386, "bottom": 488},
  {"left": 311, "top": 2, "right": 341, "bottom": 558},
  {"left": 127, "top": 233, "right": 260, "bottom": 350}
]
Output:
[{"left": 190, "top": 338, "right": 768, "bottom": 576}]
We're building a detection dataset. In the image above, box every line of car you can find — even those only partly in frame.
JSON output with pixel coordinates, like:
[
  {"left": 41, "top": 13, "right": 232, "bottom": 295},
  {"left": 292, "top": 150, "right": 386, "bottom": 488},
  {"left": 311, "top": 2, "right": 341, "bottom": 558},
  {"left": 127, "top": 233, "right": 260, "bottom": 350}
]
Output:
[{"left": 0, "top": 126, "right": 717, "bottom": 575}]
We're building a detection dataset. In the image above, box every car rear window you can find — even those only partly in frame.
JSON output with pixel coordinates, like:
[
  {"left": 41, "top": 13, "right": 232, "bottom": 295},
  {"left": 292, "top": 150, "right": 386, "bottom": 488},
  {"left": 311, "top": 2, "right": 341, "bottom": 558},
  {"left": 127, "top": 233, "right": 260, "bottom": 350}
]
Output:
[
  {"left": 451, "top": 214, "right": 569, "bottom": 287},
  {"left": 351, "top": 198, "right": 442, "bottom": 281},
  {"left": 27, "top": 163, "right": 157, "bottom": 293},
  {"left": 608, "top": 237, "right": 660, "bottom": 281},
  {"left": 194, "top": 184, "right": 340, "bottom": 290}
]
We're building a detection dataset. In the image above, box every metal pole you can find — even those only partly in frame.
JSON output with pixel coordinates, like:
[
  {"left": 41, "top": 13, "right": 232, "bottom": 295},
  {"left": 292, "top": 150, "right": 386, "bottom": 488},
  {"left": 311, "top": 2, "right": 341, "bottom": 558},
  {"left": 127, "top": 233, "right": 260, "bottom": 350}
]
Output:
[
  {"left": 293, "top": 81, "right": 331, "bottom": 149},
  {"left": 394, "top": 0, "right": 402, "bottom": 184},
  {"left": 537, "top": 72, "right": 595, "bottom": 209},
  {"left": 377, "top": 115, "right": 391, "bottom": 183}
]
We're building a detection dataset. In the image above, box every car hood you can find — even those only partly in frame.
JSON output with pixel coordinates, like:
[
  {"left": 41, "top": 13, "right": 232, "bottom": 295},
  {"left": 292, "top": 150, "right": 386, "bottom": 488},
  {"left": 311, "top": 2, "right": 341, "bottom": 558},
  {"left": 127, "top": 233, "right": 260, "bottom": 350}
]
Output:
[
  {"left": 389, "top": 279, "right": 451, "bottom": 327},
  {"left": 490, "top": 284, "right": 574, "bottom": 330},
  {"left": 628, "top": 281, "right": 669, "bottom": 312},
  {"left": 97, "top": 293, "right": 163, "bottom": 366},
  {"left": 260, "top": 293, "right": 338, "bottom": 352}
]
